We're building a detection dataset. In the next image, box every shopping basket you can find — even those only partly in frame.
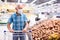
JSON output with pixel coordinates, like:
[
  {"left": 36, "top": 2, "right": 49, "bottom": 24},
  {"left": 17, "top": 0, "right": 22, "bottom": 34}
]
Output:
[{"left": 4, "top": 30, "right": 33, "bottom": 40}]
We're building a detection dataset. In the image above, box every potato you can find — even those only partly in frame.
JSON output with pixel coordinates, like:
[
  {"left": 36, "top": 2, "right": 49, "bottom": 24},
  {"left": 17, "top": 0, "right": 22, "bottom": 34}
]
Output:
[{"left": 30, "top": 19, "right": 60, "bottom": 40}]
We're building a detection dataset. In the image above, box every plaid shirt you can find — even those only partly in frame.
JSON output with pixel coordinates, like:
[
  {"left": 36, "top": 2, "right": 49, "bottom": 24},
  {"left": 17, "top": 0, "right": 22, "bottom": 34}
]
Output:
[{"left": 8, "top": 13, "right": 27, "bottom": 30}]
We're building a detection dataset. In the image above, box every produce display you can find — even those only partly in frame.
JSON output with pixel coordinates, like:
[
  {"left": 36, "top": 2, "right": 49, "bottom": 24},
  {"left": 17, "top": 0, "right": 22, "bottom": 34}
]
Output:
[
  {"left": 31, "top": 19, "right": 60, "bottom": 40},
  {"left": 48, "top": 33, "right": 60, "bottom": 40}
]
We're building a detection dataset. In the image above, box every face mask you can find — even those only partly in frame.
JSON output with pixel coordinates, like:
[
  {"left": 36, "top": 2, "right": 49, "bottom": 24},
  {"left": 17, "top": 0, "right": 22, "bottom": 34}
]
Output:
[{"left": 18, "top": 9, "right": 23, "bottom": 14}]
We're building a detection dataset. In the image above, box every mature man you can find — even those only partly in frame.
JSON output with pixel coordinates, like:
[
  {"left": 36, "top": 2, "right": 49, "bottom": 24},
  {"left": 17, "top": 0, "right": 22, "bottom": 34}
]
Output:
[{"left": 7, "top": 4, "right": 29, "bottom": 40}]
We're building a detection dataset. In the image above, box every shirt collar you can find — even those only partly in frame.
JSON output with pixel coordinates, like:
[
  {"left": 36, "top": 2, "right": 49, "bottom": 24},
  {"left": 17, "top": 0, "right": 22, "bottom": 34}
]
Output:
[{"left": 15, "top": 12, "right": 21, "bottom": 16}]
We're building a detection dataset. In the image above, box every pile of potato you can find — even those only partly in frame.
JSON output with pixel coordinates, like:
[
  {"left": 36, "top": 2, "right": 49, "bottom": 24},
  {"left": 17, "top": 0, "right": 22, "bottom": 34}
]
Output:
[{"left": 31, "top": 19, "right": 60, "bottom": 40}]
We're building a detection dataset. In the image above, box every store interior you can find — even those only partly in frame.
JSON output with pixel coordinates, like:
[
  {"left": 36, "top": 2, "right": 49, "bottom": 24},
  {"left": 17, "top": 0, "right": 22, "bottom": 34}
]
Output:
[{"left": 0, "top": 0, "right": 60, "bottom": 40}]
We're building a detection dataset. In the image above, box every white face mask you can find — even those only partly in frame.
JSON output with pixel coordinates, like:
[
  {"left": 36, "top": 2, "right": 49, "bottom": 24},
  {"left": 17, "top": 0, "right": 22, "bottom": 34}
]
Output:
[{"left": 18, "top": 9, "right": 23, "bottom": 14}]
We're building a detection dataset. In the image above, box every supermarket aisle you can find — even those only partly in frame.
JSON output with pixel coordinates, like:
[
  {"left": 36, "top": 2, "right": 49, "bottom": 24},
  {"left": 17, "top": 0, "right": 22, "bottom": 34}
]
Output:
[
  {"left": 0, "top": 24, "right": 12, "bottom": 40},
  {"left": 0, "top": 25, "right": 7, "bottom": 40}
]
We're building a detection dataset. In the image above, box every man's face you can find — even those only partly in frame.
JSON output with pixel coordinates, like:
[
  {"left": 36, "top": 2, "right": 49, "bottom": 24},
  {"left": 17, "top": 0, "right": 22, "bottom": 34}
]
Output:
[
  {"left": 15, "top": 4, "right": 24, "bottom": 15},
  {"left": 15, "top": 5, "right": 23, "bottom": 12}
]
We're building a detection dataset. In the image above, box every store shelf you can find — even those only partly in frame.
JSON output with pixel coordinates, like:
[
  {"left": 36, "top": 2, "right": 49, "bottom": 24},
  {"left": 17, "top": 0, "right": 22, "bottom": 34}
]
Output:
[
  {"left": 0, "top": 23, "right": 7, "bottom": 26},
  {"left": 0, "top": 23, "right": 7, "bottom": 24}
]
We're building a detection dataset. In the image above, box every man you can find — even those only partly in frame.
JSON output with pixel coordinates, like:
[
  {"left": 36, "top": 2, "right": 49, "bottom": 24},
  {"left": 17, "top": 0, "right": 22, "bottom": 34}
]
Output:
[{"left": 7, "top": 4, "right": 29, "bottom": 40}]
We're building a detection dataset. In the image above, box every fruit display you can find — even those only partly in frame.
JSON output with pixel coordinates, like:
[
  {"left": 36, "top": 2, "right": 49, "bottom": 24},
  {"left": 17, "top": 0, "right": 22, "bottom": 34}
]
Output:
[
  {"left": 48, "top": 33, "right": 60, "bottom": 40},
  {"left": 30, "top": 19, "right": 60, "bottom": 40},
  {"left": 0, "top": 3, "right": 17, "bottom": 13}
]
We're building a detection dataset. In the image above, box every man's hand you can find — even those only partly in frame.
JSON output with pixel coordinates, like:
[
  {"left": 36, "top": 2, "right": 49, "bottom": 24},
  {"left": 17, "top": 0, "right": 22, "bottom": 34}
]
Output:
[
  {"left": 9, "top": 29, "right": 14, "bottom": 33},
  {"left": 22, "top": 29, "right": 27, "bottom": 33}
]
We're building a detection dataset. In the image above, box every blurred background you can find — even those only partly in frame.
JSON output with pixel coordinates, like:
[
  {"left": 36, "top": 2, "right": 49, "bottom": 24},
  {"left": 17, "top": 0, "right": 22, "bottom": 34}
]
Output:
[{"left": 0, "top": 0, "right": 60, "bottom": 40}]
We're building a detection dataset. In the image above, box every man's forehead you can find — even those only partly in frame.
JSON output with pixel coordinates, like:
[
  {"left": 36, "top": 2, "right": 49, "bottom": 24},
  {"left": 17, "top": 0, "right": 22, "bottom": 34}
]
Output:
[{"left": 17, "top": 4, "right": 23, "bottom": 9}]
